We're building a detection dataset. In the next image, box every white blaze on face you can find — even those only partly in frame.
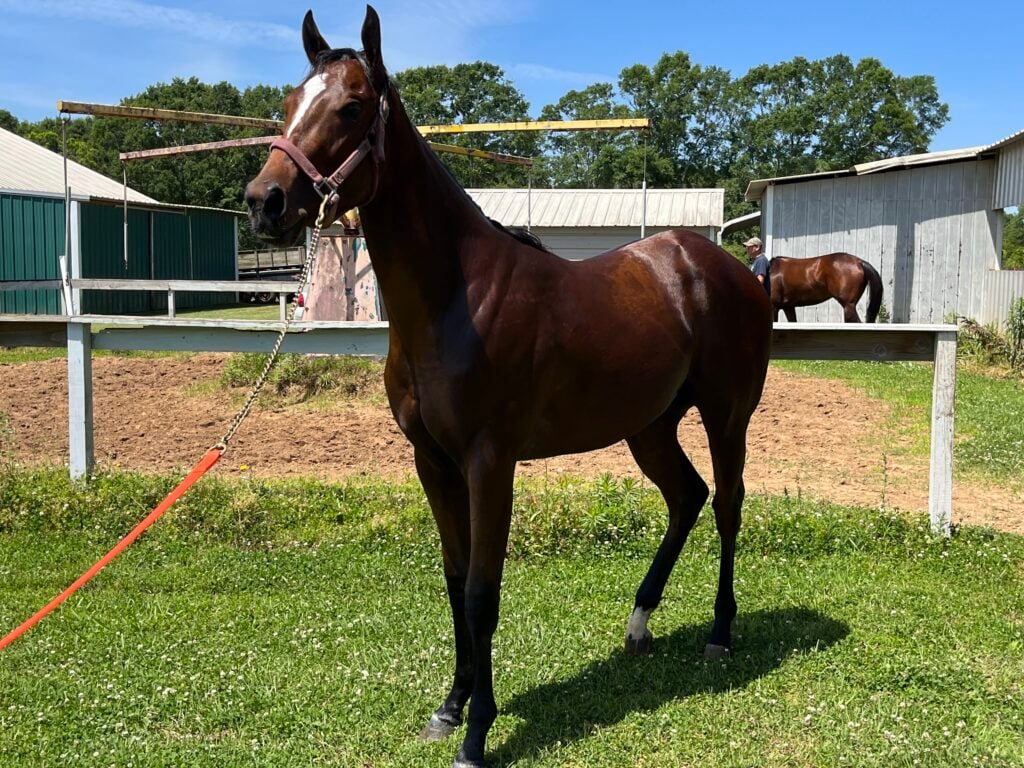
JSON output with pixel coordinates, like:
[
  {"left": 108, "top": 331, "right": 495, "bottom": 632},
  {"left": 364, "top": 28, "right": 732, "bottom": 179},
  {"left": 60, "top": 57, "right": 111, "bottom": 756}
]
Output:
[{"left": 286, "top": 73, "right": 329, "bottom": 138}]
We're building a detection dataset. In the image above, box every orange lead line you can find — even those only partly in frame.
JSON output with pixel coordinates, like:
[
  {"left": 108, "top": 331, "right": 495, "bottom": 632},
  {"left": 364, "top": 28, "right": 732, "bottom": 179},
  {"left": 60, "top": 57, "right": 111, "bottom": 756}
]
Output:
[{"left": 0, "top": 447, "right": 224, "bottom": 652}]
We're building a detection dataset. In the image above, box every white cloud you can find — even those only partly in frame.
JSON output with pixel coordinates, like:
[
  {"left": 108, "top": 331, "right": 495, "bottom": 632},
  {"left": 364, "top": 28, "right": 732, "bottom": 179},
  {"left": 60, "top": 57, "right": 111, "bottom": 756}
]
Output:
[
  {"left": 365, "top": 0, "right": 538, "bottom": 71},
  {"left": 0, "top": 0, "right": 294, "bottom": 47},
  {"left": 511, "top": 63, "right": 612, "bottom": 87}
]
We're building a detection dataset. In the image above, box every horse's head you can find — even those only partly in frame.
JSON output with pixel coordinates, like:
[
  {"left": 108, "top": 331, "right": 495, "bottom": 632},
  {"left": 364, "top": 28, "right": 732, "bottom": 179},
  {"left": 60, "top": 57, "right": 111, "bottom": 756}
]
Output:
[{"left": 245, "top": 6, "right": 389, "bottom": 246}]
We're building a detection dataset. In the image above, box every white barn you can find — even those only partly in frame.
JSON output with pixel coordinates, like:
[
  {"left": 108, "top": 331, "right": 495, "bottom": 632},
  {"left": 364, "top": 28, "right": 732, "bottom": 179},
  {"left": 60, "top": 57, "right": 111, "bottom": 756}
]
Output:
[
  {"left": 745, "top": 130, "right": 1024, "bottom": 325},
  {"left": 467, "top": 188, "right": 723, "bottom": 260}
]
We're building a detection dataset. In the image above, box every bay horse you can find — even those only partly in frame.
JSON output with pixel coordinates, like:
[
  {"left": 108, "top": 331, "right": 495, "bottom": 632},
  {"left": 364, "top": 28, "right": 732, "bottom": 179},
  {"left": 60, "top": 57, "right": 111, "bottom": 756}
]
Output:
[
  {"left": 770, "top": 252, "right": 883, "bottom": 322},
  {"left": 244, "top": 7, "right": 771, "bottom": 766}
]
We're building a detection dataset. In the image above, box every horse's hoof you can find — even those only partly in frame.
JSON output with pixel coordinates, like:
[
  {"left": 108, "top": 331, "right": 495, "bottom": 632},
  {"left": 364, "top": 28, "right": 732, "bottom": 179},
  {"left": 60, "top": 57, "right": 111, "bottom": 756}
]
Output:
[
  {"left": 703, "top": 643, "right": 731, "bottom": 661},
  {"left": 625, "top": 630, "right": 653, "bottom": 656},
  {"left": 452, "top": 748, "right": 486, "bottom": 768},
  {"left": 419, "top": 712, "right": 460, "bottom": 742}
]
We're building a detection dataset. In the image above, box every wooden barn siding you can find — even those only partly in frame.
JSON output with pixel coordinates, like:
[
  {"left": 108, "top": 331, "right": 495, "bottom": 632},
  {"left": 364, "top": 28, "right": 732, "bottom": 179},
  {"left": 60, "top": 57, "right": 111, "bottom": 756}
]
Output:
[
  {"left": 980, "top": 270, "right": 1024, "bottom": 327},
  {"left": 993, "top": 139, "right": 1024, "bottom": 210},
  {"left": 770, "top": 160, "right": 999, "bottom": 323}
]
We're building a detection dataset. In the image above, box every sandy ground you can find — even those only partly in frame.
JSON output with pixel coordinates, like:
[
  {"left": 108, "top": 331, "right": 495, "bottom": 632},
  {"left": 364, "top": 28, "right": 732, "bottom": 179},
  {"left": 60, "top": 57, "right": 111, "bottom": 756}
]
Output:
[{"left": 0, "top": 354, "right": 1021, "bottom": 534}]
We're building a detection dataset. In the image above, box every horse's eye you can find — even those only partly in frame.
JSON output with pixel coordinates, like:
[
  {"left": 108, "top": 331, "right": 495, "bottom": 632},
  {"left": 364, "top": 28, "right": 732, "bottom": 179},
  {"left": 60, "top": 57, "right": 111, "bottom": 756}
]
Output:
[{"left": 340, "top": 102, "right": 362, "bottom": 120}]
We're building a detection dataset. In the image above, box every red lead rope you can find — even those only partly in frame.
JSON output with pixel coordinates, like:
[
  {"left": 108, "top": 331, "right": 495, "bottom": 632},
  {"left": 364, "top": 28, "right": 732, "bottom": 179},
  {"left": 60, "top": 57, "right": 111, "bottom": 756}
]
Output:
[{"left": 0, "top": 448, "right": 223, "bottom": 651}]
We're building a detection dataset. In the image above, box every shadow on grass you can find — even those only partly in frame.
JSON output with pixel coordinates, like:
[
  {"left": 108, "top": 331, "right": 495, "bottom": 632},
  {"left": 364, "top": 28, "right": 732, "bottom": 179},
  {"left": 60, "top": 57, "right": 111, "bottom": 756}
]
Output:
[{"left": 492, "top": 606, "right": 848, "bottom": 766}]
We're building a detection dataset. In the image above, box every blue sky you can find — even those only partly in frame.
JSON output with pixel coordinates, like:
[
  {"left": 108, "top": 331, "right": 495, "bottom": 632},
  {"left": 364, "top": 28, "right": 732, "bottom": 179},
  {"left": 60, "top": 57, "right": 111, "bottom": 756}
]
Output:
[{"left": 1, "top": 0, "right": 1020, "bottom": 152}]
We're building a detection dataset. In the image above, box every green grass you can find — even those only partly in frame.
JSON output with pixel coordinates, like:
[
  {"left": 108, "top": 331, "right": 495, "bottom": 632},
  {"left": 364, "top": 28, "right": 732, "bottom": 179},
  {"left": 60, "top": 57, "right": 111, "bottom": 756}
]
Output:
[
  {"left": 1, "top": 468, "right": 1022, "bottom": 767},
  {"left": 220, "top": 353, "right": 385, "bottom": 404},
  {"left": 775, "top": 360, "right": 1024, "bottom": 486},
  {"left": 176, "top": 303, "right": 284, "bottom": 321}
]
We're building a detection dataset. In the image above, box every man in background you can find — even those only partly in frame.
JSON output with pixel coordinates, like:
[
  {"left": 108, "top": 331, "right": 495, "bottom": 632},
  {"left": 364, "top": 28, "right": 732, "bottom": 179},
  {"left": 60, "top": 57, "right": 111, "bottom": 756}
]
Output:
[{"left": 744, "top": 236, "right": 770, "bottom": 296}]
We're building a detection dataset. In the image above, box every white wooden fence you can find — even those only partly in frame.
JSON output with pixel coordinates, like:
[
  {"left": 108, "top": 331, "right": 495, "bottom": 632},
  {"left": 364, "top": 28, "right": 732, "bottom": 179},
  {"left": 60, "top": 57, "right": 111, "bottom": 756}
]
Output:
[{"left": 0, "top": 302, "right": 957, "bottom": 535}]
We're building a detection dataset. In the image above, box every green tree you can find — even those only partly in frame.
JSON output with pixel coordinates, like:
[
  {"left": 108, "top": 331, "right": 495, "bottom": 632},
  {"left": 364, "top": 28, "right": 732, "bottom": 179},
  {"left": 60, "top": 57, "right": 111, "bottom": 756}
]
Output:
[
  {"left": 537, "top": 83, "right": 672, "bottom": 189},
  {"left": 732, "top": 55, "right": 948, "bottom": 178},
  {"left": 1004, "top": 210, "right": 1024, "bottom": 270},
  {"left": 394, "top": 62, "right": 537, "bottom": 188},
  {"left": 619, "top": 53, "right": 739, "bottom": 189},
  {"left": 0, "top": 109, "right": 20, "bottom": 133}
]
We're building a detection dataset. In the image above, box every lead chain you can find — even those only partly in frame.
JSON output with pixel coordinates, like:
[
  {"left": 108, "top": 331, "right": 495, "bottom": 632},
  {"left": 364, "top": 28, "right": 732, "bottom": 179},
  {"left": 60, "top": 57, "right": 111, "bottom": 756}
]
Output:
[{"left": 214, "top": 196, "right": 333, "bottom": 452}]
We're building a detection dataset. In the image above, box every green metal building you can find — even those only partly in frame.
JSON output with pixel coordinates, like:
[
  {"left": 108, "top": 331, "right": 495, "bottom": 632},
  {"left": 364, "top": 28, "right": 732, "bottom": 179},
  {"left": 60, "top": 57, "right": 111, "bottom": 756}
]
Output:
[{"left": 0, "top": 127, "right": 241, "bottom": 315}]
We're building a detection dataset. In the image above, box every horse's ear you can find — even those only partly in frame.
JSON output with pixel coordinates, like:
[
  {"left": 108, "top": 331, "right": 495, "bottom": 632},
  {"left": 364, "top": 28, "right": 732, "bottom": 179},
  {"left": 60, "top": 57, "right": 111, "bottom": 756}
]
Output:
[
  {"left": 361, "top": 5, "right": 386, "bottom": 88},
  {"left": 302, "top": 10, "right": 330, "bottom": 66}
]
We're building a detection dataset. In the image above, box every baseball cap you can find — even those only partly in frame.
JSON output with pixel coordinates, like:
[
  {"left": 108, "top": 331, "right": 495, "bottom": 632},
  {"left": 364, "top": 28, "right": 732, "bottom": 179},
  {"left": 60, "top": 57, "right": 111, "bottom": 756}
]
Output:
[{"left": 743, "top": 237, "right": 762, "bottom": 248}]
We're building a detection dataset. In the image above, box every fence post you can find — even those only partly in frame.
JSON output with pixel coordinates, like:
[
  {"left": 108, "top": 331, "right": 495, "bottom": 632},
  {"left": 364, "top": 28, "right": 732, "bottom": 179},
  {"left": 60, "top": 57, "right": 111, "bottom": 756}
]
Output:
[
  {"left": 929, "top": 330, "right": 957, "bottom": 535},
  {"left": 67, "top": 321, "right": 94, "bottom": 480},
  {"left": 167, "top": 289, "right": 176, "bottom": 318}
]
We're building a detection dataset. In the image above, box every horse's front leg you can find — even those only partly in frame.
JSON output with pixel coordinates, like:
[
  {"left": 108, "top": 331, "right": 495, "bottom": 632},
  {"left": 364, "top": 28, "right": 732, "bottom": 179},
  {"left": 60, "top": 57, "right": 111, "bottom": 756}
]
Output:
[
  {"left": 414, "top": 447, "right": 474, "bottom": 742},
  {"left": 454, "top": 449, "right": 515, "bottom": 768}
]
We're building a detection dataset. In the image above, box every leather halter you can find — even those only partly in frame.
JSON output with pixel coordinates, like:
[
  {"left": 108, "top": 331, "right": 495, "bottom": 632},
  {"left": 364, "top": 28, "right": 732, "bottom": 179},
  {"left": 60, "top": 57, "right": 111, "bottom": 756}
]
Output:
[{"left": 269, "top": 85, "right": 390, "bottom": 218}]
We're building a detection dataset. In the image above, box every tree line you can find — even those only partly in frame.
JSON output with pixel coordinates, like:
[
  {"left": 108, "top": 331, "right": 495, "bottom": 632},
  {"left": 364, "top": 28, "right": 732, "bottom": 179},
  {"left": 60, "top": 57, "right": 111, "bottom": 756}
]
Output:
[{"left": 1, "top": 52, "right": 950, "bottom": 228}]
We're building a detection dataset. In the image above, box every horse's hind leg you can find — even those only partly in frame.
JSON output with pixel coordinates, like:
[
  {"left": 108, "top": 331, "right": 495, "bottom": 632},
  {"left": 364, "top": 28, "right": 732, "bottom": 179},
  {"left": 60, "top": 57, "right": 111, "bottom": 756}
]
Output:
[
  {"left": 414, "top": 447, "right": 473, "bottom": 742},
  {"left": 841, "top": 301, "right": 861, "bottom": 322},
  {"left": 783, "top": 306, "right": 797, "bottom": 323},
  {"left": 624, "top": 409, "right": 709, "bottom": 656},
  {"left": 701, "top": 410, "right": 753, "bottom": 660}
]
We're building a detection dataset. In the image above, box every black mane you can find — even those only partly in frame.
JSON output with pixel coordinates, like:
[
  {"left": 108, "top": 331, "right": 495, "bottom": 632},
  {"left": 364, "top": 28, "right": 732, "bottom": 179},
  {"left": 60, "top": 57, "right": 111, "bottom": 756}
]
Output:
[
  {"left": 488, "top": 219, "right": 550, "bottom": 253},
  {"left": 310, "top": 48, "right": 372, "bottom": 78}
]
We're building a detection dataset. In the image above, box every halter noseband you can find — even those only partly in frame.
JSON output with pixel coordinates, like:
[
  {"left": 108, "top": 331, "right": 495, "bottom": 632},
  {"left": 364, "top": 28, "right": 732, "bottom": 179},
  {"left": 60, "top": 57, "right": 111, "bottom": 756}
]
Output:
[{"left": 269, "top": 85, "right": 390, "bottom": 219}]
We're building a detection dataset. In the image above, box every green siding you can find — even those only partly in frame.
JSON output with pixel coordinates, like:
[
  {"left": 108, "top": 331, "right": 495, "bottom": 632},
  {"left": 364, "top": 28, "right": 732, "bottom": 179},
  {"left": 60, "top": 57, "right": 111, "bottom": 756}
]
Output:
[
  {"left": 2, "top": 197, "right": 237, "bottom": 315},
  {"left": 78, "top": 204, "right": 151, "bottom": 314},
  {"left": 77, "top": 204, "right": 238, "bottom": 314},
  {"left": 0, "top": 193, "right": 63, "bottom": 314},
  {"left": 150, "top": 211, "right": 189, "bottom": 311},
  {"left": 186, "top": 211, "right": 236, "bottom": 308}
]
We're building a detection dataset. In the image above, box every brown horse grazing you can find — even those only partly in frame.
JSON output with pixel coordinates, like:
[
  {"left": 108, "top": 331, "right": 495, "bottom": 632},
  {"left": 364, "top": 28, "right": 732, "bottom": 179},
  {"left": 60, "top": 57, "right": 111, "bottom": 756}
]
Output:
[
  {"left": 245, "top": 8, "right": 771, "bottom": 767},
  {"left": 769, "top": 253, "right": 883, "bottom": 322}
]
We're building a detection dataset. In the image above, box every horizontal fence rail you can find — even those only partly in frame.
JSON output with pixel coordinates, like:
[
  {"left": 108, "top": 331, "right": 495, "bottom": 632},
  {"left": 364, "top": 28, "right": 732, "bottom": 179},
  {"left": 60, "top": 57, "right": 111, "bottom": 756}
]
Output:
[
  {"left": 0, "top": 315, "right": 957, "bottom": 535},
  {"left": 0, "top": 279, "right": 300, "bottom": 319}
]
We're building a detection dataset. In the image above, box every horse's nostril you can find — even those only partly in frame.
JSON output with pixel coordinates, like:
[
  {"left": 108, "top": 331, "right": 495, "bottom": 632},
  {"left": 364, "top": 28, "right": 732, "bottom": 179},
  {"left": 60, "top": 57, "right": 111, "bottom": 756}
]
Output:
[{"left": 263, "top": 184, "right": 287, "bottom": 223}]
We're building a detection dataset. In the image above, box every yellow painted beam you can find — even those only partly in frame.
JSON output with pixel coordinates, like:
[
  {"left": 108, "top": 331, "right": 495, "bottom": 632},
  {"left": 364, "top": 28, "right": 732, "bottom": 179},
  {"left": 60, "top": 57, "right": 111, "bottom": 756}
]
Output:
[{"left": 418, "top": 118, "right": 650, "bottom": 135}]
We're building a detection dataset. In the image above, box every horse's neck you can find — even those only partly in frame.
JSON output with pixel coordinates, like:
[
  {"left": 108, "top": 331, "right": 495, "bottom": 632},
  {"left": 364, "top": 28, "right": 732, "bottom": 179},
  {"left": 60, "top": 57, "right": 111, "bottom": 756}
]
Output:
[{"left": 359, "top": 97, "right": 487, "bottom": 336}]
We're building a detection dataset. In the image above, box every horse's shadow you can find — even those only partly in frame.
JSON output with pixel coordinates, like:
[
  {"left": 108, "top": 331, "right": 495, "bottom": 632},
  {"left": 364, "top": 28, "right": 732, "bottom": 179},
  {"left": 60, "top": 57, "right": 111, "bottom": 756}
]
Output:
[{"left": 491, "top": 606, "right": 848, "bottom": 766}]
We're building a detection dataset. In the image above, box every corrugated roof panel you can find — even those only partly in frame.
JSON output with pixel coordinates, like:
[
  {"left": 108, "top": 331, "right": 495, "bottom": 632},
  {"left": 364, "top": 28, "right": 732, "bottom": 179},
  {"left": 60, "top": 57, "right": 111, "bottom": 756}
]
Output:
[
  {"left": 983, "top": 127, "right": 1024, "bottom": 154},
  {"left": 0, "top": 127, "right": 156, "bottom": 203},
  {"left": 466, "top": 189, "right": 723, "bottom": 228}
]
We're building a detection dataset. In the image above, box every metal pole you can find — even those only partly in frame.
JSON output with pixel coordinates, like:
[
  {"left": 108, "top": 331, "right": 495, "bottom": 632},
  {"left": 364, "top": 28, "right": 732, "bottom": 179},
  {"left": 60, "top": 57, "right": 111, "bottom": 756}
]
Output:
[
  {"left": 527, "top": 168, "right": 533, "bottom": 232},
  {"left": 61, "top": 118, "right": 73, "bottom": 314},
  {"left": 122, "top": 164, "right": 129, "bottom": 269},
  {"left": 640, "top": 133, "right": 648, "bottom": 240}
]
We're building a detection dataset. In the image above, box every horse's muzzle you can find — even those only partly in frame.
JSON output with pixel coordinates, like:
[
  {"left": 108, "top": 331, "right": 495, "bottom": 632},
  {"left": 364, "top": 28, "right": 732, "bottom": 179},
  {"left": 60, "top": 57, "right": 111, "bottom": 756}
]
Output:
[{"left": 245, "top": 181, "right": 304, "bottom": 246}]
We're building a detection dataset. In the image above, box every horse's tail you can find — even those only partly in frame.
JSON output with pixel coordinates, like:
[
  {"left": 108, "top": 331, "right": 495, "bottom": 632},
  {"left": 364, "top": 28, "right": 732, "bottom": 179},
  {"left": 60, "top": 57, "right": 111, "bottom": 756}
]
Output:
[{"left": 861, "top": 259, "right": 883, "bottom": 322}]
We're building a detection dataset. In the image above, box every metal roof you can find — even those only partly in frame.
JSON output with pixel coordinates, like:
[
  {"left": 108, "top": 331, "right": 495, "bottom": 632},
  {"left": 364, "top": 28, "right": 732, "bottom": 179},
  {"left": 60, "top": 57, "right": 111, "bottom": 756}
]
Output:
[
  {"left": 0, "top": 127, "right": 157, "bottom": 203},
  {"left": 722, "top": 210, "right": 761, "bottom": 236},
  {"left": 466, "top": 188, "right": 724, "bottom": 228},
  {"left": 745, "top": 145, "right": 989, "bottom": 202},
  {"left": 982, "top": 127, "right": 1024, "bottom": 154}
]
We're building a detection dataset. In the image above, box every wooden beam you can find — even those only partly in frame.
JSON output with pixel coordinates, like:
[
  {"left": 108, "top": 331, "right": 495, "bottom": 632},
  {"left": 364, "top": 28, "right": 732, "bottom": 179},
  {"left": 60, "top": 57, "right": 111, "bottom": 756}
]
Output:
[
  {"left": 425, "top": 142, "right": 532, "bottom": 166},
  {"left": 61, "top": 101, "right": 647, "bottom": 136},
  {"left": 929, "top": 331, "right": 957, "bottom": 536},
  {"left": 119, "top": 135, "right": 531, "bottom": 167},
  {"left": 71, "top": 278, "right": 297, "bottom": 293},
  {"left": 120, "top": 135, "right": 277, "bottom": 161},
  {"left": 418, "top": 118, "right": 651, "bottom": 135},
  {"left": 67, "top": 322, "right": 94, "bottom": 480},
  {"left": 57, "top": 100, "right": 282, "bottom": 130}
]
